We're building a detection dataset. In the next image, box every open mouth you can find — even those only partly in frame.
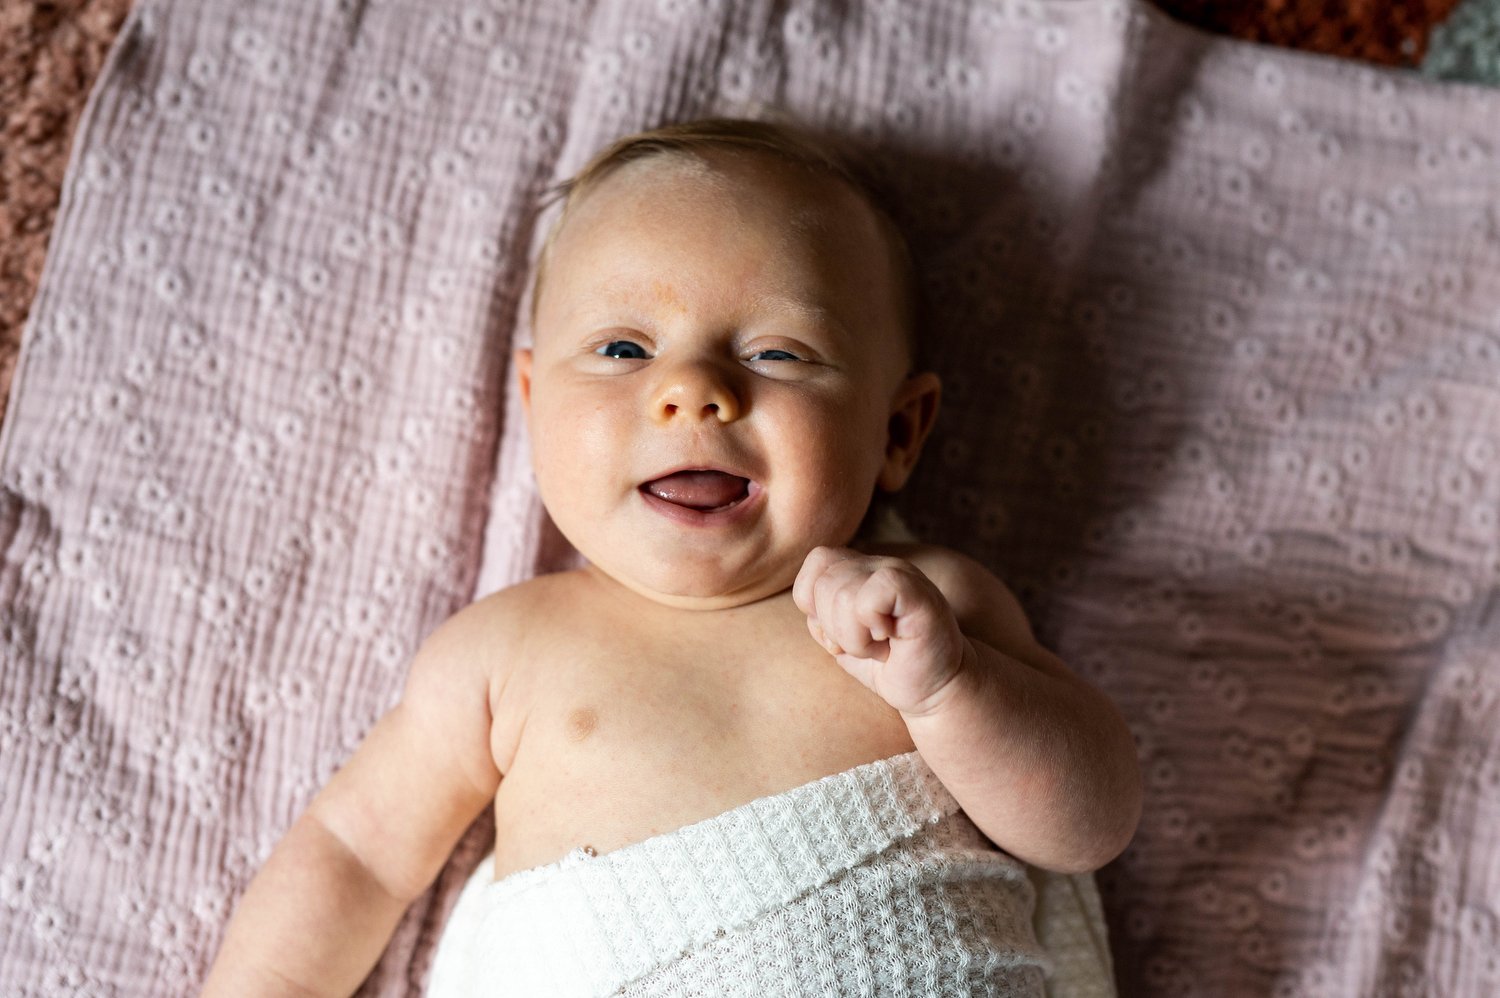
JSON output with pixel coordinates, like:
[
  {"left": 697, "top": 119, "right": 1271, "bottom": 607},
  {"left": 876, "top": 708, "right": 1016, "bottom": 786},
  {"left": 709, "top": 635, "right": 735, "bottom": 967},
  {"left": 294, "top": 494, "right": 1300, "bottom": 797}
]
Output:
[{"left": 639, "top": 469, "right": 752, "bottom": 513}]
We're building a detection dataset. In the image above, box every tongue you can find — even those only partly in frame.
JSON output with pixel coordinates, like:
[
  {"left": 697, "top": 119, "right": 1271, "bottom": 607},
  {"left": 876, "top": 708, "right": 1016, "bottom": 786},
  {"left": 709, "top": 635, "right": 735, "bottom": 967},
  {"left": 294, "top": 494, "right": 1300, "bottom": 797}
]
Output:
[{"left": 645, "top": 471, "right": 749, "bottom": 510}]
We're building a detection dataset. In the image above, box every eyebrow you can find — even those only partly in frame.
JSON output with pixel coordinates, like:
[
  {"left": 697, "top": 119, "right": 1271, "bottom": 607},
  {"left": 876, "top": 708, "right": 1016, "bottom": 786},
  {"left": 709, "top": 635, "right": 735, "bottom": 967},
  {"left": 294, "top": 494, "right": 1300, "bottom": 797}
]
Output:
[
  {"left": 748, "top": 293, "right": 850, "bottom": 337},
  {"left": 567, "top": 286, "right": 854, "bottom": 341},
  {"left": 742, "top": 292, "right": 861, "bottom": 350}
]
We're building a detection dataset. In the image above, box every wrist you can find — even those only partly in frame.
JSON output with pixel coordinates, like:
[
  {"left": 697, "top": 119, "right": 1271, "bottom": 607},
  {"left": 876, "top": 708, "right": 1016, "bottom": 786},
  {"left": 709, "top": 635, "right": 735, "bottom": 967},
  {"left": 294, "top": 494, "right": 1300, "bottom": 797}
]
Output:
[{"left": 898, "top": 637, "right": 981, "bottom": 721}]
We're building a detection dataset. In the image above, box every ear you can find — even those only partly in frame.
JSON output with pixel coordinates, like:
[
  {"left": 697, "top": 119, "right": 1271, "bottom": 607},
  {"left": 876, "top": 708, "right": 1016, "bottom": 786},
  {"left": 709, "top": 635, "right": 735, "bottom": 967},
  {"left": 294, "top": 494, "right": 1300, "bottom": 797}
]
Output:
[
  {"left": 877, "top": 370, "right": 941, "bottom": 492},
  {"left": 513, "top": 348, "right": 534, "bottom": 417}
]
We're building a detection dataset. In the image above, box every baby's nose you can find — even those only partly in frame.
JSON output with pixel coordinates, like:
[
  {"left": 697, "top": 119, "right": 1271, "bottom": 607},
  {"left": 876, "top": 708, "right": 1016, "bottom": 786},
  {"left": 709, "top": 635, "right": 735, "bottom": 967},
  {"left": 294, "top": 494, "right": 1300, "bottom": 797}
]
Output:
[{"left": 651, "top": 362, "right": 742, "bottom": 423}]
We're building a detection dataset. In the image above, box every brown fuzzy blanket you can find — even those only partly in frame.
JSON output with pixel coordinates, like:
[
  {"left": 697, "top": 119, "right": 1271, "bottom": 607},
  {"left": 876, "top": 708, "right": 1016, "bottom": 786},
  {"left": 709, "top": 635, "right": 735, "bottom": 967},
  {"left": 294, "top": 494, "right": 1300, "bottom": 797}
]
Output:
[
  {"left": 2, "top": 0, "right": 131, "bottom": 425},
  {"left": 0, "top": 0, "right": 1465, "bottom": 429}
]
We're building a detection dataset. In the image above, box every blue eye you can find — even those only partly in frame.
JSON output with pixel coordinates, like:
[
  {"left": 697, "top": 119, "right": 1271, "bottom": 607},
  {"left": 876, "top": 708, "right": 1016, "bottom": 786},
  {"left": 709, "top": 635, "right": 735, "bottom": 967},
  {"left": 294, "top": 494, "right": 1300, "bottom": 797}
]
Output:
[
  {"left": 597, "top": 340, "right": 649, "bottom": 359},
  {"left": 752, "top": 349, "right": 800, "bottom": 362}
]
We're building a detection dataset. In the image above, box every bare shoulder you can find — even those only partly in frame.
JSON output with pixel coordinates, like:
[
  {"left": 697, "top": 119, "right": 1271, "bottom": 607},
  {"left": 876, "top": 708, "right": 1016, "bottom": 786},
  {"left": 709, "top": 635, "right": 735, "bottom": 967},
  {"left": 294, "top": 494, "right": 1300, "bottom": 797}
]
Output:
[
  {"left": 409, "top": 573, "right": 591, "bottom": 689},
  {"left": 417, "top": 571, "right": 579, "bottom": 664},
  {"left": 423, "top": 573, "right": 540, "bottom": 651},
  {"left": 405, "top": 571, "right": 590, "bottom": 774}
]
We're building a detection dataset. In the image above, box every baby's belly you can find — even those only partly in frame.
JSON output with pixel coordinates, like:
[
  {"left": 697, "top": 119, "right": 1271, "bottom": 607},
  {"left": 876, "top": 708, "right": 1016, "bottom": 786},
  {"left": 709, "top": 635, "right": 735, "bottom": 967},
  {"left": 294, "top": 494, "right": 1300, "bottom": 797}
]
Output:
[{"left": 487, "top": 694, "right": 916, "bottom": 882}]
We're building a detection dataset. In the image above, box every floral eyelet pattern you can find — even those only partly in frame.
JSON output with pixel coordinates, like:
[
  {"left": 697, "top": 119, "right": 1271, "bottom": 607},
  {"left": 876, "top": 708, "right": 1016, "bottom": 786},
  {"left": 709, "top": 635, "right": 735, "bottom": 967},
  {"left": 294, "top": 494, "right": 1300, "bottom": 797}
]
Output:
[{"left": 6, "top": 0, "right": 1500, "bottom": 995}]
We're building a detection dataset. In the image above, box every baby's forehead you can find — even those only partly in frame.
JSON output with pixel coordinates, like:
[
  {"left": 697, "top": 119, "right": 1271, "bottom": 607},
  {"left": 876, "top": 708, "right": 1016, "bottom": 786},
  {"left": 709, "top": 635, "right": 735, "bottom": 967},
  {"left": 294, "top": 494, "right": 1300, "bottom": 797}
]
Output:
[
  {"left": 532, "top": 145, "right": 914, "bottom": 363},
  {"left": 570, "top": 149, "right": 859, "bottom": 233}
]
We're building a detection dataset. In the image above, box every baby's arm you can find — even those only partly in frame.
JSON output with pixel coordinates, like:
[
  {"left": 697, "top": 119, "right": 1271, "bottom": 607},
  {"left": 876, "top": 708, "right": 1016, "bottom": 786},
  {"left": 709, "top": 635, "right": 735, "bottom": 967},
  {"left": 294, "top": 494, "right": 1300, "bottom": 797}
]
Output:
[
  {"left": 201, "top": 599, "right": 504, "bottom": 997},
  {"left": 794, "top": 544, "right": 1141, "bottom": 874}
]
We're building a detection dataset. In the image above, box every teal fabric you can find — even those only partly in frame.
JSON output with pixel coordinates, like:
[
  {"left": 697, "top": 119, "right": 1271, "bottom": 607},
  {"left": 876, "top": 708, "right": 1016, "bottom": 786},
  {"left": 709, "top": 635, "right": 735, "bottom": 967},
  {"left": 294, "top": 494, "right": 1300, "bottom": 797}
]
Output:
[{"left": 1423, "top": 0, "right": 1500, "bottom": 85}]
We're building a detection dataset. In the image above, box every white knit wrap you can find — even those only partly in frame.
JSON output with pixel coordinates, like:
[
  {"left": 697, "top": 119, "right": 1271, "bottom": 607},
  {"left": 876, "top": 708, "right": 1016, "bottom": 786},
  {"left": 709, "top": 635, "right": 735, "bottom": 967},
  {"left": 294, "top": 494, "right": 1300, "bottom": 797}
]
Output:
[{"left": 426, "top": 751, "right": 1048, "bottom": 996}]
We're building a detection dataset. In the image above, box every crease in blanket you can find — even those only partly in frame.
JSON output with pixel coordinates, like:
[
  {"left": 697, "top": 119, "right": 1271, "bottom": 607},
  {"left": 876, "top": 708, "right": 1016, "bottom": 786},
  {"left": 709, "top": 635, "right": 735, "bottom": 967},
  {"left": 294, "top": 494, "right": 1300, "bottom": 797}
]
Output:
[{"left": 426, "top": 750, "right": 1049, "bottom": 997}]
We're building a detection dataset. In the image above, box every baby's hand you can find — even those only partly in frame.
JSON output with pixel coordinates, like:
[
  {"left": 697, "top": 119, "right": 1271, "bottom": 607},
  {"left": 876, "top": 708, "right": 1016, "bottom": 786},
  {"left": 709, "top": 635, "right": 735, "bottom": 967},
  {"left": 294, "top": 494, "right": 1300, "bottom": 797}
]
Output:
[{"left": 792, "top": 546, "right": 970, "bottom": 716}]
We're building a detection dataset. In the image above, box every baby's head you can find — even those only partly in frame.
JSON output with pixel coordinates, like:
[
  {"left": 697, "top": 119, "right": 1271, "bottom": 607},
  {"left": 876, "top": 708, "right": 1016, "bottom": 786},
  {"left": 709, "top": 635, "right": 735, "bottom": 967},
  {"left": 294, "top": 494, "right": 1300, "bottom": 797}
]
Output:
[{"left": 516, "top": 117, "right": 941, "bottom": 610}]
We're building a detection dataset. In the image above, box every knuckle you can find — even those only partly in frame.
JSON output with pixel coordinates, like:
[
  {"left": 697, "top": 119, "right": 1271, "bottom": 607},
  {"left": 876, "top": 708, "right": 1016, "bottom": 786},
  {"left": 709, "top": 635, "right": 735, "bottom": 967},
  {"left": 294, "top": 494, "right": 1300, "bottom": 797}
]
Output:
[{"left": 870, "top": 564, "right": 909, "bottom": 591}]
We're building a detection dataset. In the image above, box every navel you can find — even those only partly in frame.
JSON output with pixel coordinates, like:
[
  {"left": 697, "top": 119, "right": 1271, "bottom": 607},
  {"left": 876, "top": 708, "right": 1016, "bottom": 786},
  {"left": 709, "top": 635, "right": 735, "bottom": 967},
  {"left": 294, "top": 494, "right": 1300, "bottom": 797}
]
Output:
[{"left": 565, "top": 705, "right": 599, "bottom": 742}]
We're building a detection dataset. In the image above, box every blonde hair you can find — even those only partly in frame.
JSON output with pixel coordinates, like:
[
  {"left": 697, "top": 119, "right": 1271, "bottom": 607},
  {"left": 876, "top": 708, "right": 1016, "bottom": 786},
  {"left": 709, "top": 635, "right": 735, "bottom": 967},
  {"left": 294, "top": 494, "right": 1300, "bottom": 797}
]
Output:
[{"left": 526, "top": 116, "right": 920, "bottom": 367}]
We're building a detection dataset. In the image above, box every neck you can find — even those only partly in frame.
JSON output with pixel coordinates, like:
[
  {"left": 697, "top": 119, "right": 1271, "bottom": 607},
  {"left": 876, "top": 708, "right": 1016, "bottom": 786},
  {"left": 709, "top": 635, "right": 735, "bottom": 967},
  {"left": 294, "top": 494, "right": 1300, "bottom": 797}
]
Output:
[{"left": 580, "top": 562, "right": 796, "bottom": 621}]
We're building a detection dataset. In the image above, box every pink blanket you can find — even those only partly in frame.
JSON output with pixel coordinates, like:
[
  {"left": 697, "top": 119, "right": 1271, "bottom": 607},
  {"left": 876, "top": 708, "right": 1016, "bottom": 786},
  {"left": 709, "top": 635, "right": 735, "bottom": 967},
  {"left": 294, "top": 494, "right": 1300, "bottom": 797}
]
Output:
[{"left": 3, "top": 0, "right": 1498, "bottom": 993}]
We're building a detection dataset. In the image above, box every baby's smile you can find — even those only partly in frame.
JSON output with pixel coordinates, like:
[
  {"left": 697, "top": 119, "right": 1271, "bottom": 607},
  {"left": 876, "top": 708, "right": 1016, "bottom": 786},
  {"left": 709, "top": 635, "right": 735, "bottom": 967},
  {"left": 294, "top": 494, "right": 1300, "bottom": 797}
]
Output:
[
  {"left": 638, "top": 468, "right": 764, "bottom": 526},
  {"left": 640, "top": 469, "right": 752, "bottom": 511}
]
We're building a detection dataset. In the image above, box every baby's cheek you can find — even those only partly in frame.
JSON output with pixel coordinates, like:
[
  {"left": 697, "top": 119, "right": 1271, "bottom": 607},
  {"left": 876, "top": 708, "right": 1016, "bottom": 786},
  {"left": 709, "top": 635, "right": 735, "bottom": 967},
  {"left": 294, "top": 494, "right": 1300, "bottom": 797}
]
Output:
[
  {"left": 803, "top": 477, "right": 878, "bottom": 547},
  {"left": 817, "top": 397, "right": 885, "bottom": 468}
]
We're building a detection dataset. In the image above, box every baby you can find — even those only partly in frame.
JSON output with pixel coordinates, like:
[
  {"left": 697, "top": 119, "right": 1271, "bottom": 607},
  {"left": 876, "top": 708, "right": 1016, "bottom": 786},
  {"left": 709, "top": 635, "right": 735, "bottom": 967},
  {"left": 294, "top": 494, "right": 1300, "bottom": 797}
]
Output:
[{"left": 202, "top": 117, "right": 1142, "bottom": 996}]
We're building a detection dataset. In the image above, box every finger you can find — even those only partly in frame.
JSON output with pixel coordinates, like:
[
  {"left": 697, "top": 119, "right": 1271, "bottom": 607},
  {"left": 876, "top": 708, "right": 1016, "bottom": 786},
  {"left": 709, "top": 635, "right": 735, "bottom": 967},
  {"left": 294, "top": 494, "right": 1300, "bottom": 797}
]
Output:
[
  {"left": 806, "top": 615, "right": 842, "bottom": 656},
  {"left": 853, "top": 566, "right": 913, "bottom": 642},
  {"left": 807, "top": 551, "right": 873, "bottom": 620},
  {"left": 819, "top": 612, "right": 871, "bottom": 658},
  {"left": 793, "top": 546, "right": 848, "bottom": 614},
  {"left": 858, "top": 564, "right": 924, "bottom": 642},
  {"left": 821, "top": 588, "right": 890, "bottom": 660}
]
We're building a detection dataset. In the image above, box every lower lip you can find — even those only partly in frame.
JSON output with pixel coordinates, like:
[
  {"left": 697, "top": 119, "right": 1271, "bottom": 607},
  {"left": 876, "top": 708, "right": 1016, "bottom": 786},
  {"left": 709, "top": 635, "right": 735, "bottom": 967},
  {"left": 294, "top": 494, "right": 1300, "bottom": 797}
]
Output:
[{"left": 637, "top": 480, "right": 764, "bottom": 527}]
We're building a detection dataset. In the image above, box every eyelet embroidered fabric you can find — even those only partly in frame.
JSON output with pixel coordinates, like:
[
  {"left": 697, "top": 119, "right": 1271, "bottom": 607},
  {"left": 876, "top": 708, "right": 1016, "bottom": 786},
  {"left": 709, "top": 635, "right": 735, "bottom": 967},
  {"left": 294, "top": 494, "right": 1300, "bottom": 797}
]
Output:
[
  {"left": 7, "top": 0, "right": 1500, "bottom": 993},
  {"left": 425, "top": 751, "right": 1048, "bottom": 997}
]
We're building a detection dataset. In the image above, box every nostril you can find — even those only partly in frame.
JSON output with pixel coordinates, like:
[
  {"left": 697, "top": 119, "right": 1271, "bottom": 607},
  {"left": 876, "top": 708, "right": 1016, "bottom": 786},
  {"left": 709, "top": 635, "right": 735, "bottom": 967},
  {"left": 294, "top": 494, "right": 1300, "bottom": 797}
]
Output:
[{"left": 656, "top": 396, "right": 735, "bottom": 419}]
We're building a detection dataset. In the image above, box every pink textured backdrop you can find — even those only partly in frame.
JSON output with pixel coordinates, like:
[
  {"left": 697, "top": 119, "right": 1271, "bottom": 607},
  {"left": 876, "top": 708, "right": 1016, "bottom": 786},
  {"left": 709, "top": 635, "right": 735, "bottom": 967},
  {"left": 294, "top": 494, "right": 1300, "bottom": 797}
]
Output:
[{"left": 3, "top": 0, "right": 1499, "bottom": 994}]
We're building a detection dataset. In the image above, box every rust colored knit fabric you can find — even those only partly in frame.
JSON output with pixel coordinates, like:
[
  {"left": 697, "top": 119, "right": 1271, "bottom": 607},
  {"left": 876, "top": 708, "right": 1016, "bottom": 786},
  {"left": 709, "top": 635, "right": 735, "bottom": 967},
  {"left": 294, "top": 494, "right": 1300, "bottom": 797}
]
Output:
[
  {"left": 0, "top": 0, "right": 1468, "bottom": 431},
  {"left": 1, "top": 0, "right": 132, "bottom": 430},
  {"left": 1151, "top": 0, "right": 1466, "bottom": 67}
]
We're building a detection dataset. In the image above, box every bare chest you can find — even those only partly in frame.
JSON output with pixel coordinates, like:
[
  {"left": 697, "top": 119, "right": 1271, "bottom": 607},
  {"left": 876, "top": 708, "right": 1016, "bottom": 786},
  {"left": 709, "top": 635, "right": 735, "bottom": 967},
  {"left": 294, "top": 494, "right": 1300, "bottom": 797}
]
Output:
[{"left": 485, "top": 605, "right": 916, "bottom": 881}]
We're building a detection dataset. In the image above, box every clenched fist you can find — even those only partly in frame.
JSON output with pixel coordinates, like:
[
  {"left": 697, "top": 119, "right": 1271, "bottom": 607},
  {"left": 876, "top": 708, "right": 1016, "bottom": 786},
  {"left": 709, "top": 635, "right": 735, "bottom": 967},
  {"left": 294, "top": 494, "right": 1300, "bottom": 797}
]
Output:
[{"left": 792, "top": 546, "right": 972, "bottom": 716}]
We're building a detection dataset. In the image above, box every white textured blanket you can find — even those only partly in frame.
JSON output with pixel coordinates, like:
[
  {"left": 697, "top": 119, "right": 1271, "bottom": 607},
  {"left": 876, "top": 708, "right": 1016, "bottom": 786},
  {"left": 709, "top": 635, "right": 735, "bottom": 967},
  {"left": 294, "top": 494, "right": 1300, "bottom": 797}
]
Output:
[{"left": 426, "top": 751, "right": 1046, "bottom": 997}]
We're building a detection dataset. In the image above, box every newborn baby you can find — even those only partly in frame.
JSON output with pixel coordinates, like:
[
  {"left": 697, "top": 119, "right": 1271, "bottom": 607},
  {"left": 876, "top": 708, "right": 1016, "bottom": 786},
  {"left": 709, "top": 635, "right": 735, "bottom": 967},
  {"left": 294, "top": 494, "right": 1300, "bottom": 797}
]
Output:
[{"left": 202, "top": 116, "right": 1142, "bottom": 997}]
